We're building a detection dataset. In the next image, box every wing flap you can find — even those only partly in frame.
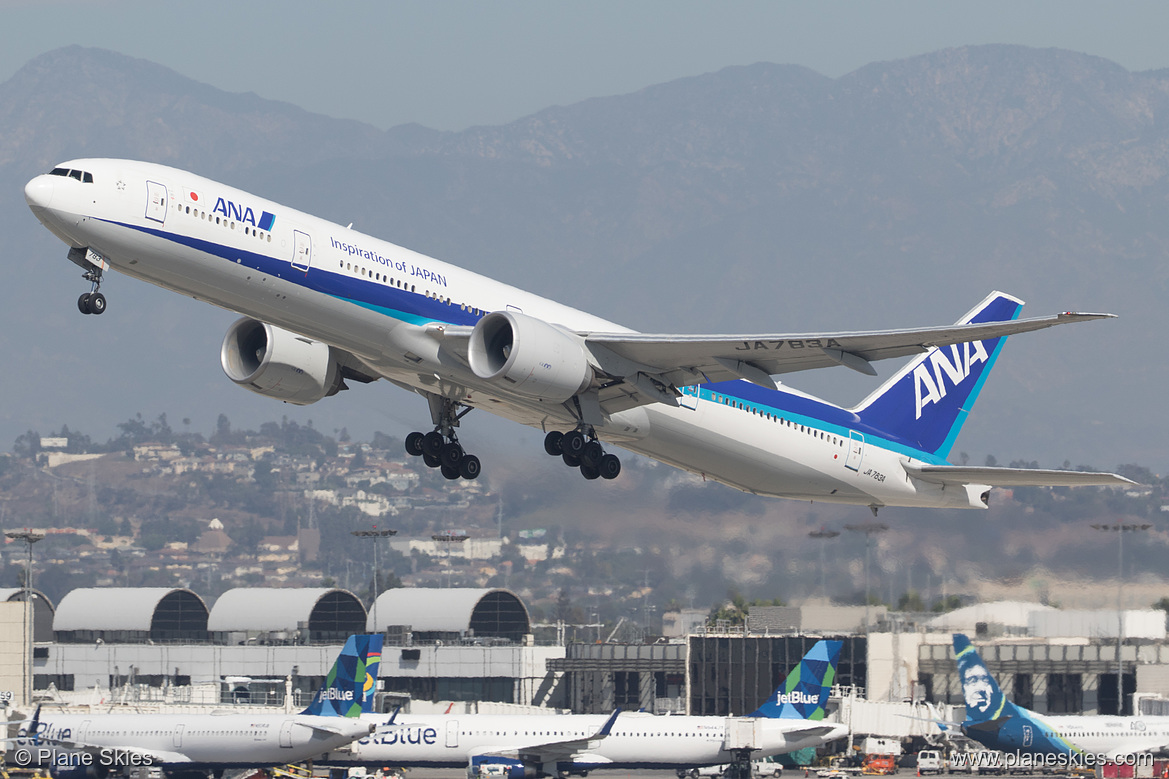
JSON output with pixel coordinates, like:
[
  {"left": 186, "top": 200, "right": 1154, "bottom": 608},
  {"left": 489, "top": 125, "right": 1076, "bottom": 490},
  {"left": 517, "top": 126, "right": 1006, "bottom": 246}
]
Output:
[{"left": 905, "top": 464, "right": 1135, "bottom": 487}]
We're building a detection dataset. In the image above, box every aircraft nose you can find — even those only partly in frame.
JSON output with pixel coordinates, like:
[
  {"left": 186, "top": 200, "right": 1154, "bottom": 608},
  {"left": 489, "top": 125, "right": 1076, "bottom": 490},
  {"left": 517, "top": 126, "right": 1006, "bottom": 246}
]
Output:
[{"left": 24, "top": 174, "right": 55, "bottom": 212}]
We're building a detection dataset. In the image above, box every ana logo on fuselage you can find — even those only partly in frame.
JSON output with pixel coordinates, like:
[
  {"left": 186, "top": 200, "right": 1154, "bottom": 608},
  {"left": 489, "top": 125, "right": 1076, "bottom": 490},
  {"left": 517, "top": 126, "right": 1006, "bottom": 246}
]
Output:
[
  {"left": 213, "top": 197, "right": 275, "bottom": 231},
  {"left": 913, "top": 341, "right": 989, "bottom": 420}
]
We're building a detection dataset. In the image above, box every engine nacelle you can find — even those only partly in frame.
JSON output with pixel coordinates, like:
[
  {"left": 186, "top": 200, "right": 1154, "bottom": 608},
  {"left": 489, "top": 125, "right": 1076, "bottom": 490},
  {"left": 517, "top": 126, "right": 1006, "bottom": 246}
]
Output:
[
  {"left": 468, "top": 311, "right": 593, "bottom": 402},
  {"left": 468, "top": 756, "right": 537, "bottom": 779},
  {"left": 221, "top": 318, "right": 343, "bottom": 405},
  {"left": 48, "top": 757, "right": 109, "bottom": 779}
]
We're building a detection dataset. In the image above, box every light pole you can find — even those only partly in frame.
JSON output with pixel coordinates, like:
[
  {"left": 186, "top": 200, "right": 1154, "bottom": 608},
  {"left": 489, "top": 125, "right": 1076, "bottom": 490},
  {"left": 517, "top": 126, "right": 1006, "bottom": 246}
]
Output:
[
  {"left": 1091, "top": 521, "right": 1151, "bottom": 714},
  {"left": 5, "top": 530, "right": 44, "bottom": 706},
  {"left": 808, "top": 527, "right": 840, "bottom": 600},
  {"left": 845, "top": 522, "right": 888, "bottom": 634},
  {"left": 351, "top": 526, "right": 397, "bottom": 633}
]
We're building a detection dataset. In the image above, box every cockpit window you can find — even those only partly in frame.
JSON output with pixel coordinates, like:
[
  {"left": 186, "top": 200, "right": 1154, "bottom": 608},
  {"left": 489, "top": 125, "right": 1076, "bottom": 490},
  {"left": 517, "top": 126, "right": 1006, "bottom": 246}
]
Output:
[{"left": 48, "top": 167, "right": 94, "bottom": 183}]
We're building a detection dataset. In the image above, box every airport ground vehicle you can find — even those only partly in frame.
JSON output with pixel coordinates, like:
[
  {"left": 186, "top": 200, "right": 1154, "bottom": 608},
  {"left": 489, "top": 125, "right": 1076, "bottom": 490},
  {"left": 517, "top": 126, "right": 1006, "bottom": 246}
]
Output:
[
  {"left": 917, "top": 751, "right": 945, "bottom": 775},
  {"left": 679, "top": 762, "right": 784, "bottom": 779}
]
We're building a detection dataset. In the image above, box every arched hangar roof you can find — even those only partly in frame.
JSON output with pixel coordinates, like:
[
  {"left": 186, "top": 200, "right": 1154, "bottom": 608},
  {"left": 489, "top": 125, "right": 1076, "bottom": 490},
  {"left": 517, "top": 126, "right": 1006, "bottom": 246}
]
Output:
[
  {"left": 369, "top": 588, "right": 529, "bottom": 640},
  {"left": 0, "top": 588, "right": 54, "bottom": 609},
  {"left": 208, "top": 587, "right": 365, "bottom": 635},
  {"left": 54, "top": 587, "right": 208, "bottom": 635}
]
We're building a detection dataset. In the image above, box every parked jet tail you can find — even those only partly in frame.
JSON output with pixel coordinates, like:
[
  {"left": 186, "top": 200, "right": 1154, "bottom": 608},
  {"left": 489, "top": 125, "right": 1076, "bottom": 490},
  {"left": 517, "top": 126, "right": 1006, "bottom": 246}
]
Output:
[
  {"left": 953, "top": 633, "right": 1019, "bottom": 725},
  {"left": 852, "top": 292, "right": 1023, "bottom": 460},
  {"left": 749, "top": 639, "right": 842, "bottom": 719},
  {"left": 302, "top": 634, "right": 384, "bottom": 717}
]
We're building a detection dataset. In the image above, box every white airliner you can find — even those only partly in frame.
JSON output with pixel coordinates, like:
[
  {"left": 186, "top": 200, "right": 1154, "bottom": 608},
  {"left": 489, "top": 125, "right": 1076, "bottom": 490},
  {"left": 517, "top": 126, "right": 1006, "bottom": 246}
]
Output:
[
  {"left": 951, "top": 634, "right": 1169, "bottom": 766},
  {"left": 9, "top": 635, "right": 381, "bottom": 779},
  {"left": 320, "top": 640, "right": 848, "bottom": 778},
  {"left": 24, "top": 159, "right": 1131, "bottom": 510}
]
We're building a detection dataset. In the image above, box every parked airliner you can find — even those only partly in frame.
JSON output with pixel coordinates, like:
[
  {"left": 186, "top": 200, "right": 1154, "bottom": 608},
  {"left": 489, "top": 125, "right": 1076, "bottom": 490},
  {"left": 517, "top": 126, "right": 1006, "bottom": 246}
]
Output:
[
  {"left": 24, "top": 160, "right": 1131, "bottom": 510},
  {"left": 950, "top": 634, "right": 1169, "bottom": 764},
  {"left": 10, "top": 635, "right": 382, "bottom": 779},
  {"left": 319, "top": 640, "right": 848, "bottom": 778}
]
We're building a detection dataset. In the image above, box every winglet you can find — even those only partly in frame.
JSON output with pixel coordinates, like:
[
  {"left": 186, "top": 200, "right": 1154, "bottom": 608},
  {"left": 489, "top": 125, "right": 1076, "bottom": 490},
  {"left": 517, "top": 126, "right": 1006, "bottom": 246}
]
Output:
[{"left": 595, "top": 709, "right": 620, "bottom": 738}]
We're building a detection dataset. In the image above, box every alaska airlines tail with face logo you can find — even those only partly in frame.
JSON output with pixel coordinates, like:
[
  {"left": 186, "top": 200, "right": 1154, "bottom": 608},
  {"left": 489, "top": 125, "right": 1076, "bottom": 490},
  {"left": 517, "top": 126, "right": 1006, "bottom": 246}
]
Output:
[
  {"left": 749, "top": 639, "right": 843, "bottom": 719},
  {"left": 302, "top": 633, "right": 384, "bottom": 717},
  {"left": 852, "top": 292, "right": 1022, "bottom": 461},
  {"left": 953, "top": 633, "right": 1018, "bottom": 725}
]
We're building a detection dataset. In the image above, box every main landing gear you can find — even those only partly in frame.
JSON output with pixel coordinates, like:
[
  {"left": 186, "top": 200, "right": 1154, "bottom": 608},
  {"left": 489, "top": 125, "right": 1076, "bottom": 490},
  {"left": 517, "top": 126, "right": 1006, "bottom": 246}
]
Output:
[
  {"left": 77, "top": 266, "right": 106, "bottom": 315},
  {"left": 543, "top": 427, "right": 621, "bottom": 481},
  {"left": 404, "top": 397, "right": 480, "bottom": 481}
]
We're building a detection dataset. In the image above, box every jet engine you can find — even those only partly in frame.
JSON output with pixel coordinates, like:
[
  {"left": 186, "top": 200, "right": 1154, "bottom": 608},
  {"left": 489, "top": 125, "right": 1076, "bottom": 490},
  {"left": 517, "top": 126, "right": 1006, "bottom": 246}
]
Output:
[
  {"left": 49, "top": 762, "right": 109, "bottom": 779},
  {"left": 221, "top": 318, "right": 343, "bottom": 405},
  {"left": 468, "top": 311, "right": 593, "bottom": 402}
]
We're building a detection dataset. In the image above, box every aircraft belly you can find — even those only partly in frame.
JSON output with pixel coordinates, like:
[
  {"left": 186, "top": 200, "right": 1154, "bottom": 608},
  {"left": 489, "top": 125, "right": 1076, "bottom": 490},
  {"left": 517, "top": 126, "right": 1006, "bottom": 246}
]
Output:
[{"left": 631, "top": 402, "right": 878, "bottom": 503}]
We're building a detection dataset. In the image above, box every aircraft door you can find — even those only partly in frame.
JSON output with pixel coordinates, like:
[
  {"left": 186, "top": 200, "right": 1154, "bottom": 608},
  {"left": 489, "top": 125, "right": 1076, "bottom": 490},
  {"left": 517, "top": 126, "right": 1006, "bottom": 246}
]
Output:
[
  {"left": 145, "top": 181, "right": 168, "bottom": 223},
  {"left": 173, "top": 723, "right": 184, "bottom": 748},
  {"left": 845, "top": 431, "right": 864, "bottom": 471},
  {"left": 292, "top": 229, "right": 312, "bottom": 272},
  {"left": 279, "top": 719, "right": 294, "bottom": 748},
  {"left": 445, "top": 720, "right": 459, "bottom": 748},
  {"left": 679, "top": 384, "right": 700, "bottom": 410},
  {"left": 1022, "top": 725, "right": 1033, "bottom": 747},
  {"left": 77, "top": 720, "right": 91, "bottom": 743}
]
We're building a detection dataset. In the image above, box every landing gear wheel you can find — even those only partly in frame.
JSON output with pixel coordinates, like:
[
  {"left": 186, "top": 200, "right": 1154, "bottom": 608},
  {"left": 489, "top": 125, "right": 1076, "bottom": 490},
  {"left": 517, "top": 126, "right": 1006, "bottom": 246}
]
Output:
[
  {"left": 543, "top": 430, "right": 564, "bottom": 456},
  {"left": 404, "top": 432, "right": 425, "bottom": 457},
  {"left": 440, "top": 441, "right": 464, "bottom": 470},
  {"left": 87, "top": 292, "right": 106, "bottom": 315},
  {"left": 581, "top": 440, "right": 605, "bottom": 469},
  {"left": 422, "top": 431, "right": 445, "bottom": 458},
  {"left": 78, "top": 293, "right": 92, "bottom": 315},
  {"left": 459, "top": 454, "right": 481, "bottom": 480},
  {"left": 440, "top": 464, "right": 460, "bottom": 480},
  {"left": 422, "top": 452, "right": 442, "bottom": 468},
  {"left": 562, "top": 430, "right": 587, "bottom": 457},
  {"left": 580, "top": 463, "right": 601, "bottom": 480},
  {"left": 562, "top": 452, "right": 581, "bottom": 468},
  {"left": 599, "top": 453, "right": 622, "bottom": 480}
]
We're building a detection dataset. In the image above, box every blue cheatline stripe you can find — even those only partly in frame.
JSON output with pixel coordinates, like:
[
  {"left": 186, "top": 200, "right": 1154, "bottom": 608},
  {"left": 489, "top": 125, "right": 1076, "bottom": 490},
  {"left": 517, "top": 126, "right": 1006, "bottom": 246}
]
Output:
[
  {"left": 110, "top": 218, "right": 480, "bottom": 329},
  {"left": 698, "top": 381, "right": 952, "bottom": 464}
]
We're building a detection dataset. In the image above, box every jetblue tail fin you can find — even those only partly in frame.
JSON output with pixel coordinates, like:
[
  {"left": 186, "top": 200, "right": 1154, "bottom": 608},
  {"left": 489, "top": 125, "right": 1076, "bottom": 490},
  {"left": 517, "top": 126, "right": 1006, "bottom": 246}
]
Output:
[
  {"left": 953, "top": 634, "right": 1017, "bottom": 725},
  {"left": 750, "top": 639, "right": 842, "bottom": 719},
  {"left": 301, "top": 634, "right": 383, "bottom": 717},
  {"left": 851, "top": 292, "right": 1023, "bottom": 459}
]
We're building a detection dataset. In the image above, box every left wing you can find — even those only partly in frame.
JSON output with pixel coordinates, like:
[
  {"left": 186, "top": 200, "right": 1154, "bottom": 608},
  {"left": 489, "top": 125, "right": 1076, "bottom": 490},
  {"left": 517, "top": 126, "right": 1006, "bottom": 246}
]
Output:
[
  {"left": 904, "top": 464, "right": 1135, "bottom": 488},
  {"left": 478, "top": 709, "right": 620, "bottom": 767},
  {"left": 582, "top": 310, "right": 1111, "bottom": 394}
]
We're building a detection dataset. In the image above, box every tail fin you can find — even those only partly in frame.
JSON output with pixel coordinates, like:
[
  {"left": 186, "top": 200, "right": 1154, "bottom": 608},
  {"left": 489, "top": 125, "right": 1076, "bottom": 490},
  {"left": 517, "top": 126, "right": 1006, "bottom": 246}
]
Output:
[
  {"left": 851, "top": 292, "right": 1023, "bottom": 460},
  {"left": 953, "top": 634, "right": 1015, "bottom": 724},
  {"left": 301, "top": 634, "right": 383, "bottom": 717},
  {"left": 750, "top": 639, "right": 842, "bottom": 719}
]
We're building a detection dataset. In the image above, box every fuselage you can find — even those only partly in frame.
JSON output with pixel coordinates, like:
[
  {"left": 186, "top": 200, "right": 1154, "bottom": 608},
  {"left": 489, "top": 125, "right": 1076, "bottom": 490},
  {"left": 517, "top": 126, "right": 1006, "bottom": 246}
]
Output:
[
  {"left": 969, "top": 710, "right": 1169, "bottom": 762},
  {"left": 321, "top": 712, "right": 848, "bottom": 770},
  {"left": 25, "top": 158, "right": 986, "bottom": 509},
  {"left": 19, "top": 711, "right": 372, "bottom": 770}
]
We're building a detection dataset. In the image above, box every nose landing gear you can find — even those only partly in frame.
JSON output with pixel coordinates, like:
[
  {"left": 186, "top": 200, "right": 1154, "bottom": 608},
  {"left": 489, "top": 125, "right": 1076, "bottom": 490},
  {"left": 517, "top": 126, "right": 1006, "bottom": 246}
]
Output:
[
  {"left": 77, "top": 264, "right": 107, "bottom": 316},
  {"left": 544, "top": 428, "right": 621, "bottom": 481}
]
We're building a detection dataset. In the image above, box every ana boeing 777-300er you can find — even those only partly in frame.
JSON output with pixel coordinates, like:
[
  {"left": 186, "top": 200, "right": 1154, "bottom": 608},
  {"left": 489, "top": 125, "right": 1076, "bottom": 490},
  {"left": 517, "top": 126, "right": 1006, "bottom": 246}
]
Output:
[
  {"left": 946, "top": 634, "right": 1169, "bottom": 766},
  {"left": 24, "top": 159, "right": 1131, "bottom": 510},
  {"left": 319, "top": 640, "right": 848, "bottom": 778},
  {"left": 9, "top": 635, "right": 382, "bottom": 779}
]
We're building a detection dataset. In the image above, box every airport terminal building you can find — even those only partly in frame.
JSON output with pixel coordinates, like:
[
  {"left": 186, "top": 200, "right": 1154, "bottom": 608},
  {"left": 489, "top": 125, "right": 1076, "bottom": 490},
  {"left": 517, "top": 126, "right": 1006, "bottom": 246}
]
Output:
[{"left": 5, "top": 588, "right": 1169, "bottom": 727}]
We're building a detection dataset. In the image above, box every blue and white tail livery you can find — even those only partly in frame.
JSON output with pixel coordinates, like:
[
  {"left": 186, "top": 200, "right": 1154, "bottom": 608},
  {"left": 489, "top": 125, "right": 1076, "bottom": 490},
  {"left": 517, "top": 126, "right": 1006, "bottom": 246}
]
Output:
[
  {"left": 854, "top": 293, "right": 1021, "bottom": 460},
  {"left": 25, "top": 159, "right": 1132, "bottom": 510}
]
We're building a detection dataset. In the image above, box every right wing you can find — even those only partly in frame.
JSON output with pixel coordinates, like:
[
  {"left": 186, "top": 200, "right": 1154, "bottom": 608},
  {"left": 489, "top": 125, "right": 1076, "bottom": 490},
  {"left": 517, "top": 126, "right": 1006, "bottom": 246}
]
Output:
[{"left": 474, "top": 710, "right": 621, "bottom": 768}]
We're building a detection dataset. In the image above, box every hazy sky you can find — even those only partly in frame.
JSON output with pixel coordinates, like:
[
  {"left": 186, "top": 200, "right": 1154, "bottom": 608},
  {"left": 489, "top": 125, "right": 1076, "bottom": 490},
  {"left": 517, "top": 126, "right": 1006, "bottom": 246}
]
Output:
[{"left": 3, "top": 1, "right": 1168, "bottom": 132}]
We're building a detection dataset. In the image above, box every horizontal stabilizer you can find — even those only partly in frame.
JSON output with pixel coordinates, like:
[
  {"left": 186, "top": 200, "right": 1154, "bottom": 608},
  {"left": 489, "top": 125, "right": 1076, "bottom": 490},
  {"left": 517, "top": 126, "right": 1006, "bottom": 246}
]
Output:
[{"left": 906, "top": 464, "right": 1135, "bottom": 487}]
